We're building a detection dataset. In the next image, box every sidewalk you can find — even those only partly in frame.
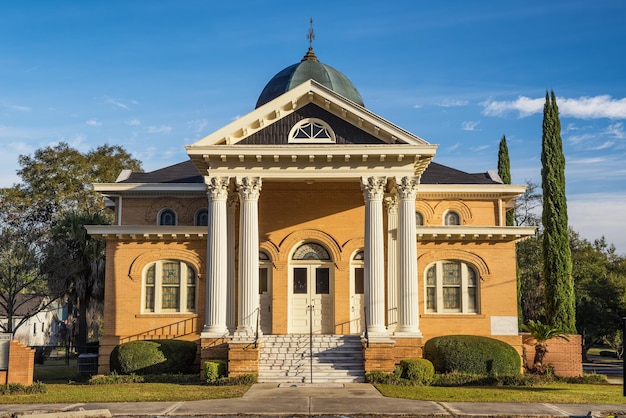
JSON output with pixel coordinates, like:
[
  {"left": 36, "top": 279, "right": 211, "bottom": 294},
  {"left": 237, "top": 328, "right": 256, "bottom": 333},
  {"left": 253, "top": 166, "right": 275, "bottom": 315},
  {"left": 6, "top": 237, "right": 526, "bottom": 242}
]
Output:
[{"left": 2, "top": 383, "right": 626, "bottom": 417}]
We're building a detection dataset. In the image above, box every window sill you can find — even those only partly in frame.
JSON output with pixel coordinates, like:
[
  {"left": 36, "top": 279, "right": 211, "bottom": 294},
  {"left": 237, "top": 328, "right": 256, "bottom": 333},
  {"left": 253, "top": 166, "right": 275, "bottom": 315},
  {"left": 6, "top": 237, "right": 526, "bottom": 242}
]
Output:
[
  {"left": 421, "top": 313, "right": 485, "bottom": 319},
  {"left": 135, "top": 313, "right": 197, "bottom": 318}
]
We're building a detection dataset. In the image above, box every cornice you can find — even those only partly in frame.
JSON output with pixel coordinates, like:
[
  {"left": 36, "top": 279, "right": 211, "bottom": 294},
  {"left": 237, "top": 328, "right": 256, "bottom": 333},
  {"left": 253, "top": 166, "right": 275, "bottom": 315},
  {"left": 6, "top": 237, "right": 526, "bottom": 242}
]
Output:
[
  {"left": 417, "top": 226, "right": 536, "bottom": 242},
  {"left": 93, "top": 183, "right": 207, "bottom": 195},
  {"left": 85, "top": 225, "right": 208, "bottom": 240}
]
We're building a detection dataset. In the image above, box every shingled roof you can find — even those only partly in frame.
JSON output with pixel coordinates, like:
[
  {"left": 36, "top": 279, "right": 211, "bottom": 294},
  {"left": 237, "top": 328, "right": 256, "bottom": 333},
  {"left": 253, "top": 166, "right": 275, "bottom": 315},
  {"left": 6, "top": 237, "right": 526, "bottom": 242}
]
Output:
[{"left": 119, "top": 159, "right": 499, "bottom": 185}]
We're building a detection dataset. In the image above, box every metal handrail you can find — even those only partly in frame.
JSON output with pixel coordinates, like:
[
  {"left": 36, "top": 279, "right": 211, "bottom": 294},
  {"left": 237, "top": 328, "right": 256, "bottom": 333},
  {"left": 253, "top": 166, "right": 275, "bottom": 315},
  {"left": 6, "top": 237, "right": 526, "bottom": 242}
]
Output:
[
  {"left": 120, "top": 317, "right": 198, "bottom": 344},
  {"left": 363, "top": 306, "right": 369, "bottom": 348},
  {"left": 254, "top": 307, "right": 260, "bottom": 348}
]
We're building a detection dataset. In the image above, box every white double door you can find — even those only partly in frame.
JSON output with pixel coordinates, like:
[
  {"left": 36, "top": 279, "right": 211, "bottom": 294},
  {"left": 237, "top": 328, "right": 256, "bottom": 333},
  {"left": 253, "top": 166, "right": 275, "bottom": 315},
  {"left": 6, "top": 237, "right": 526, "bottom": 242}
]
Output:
[{"left": 290, "top": 264, "right": 333, "bottom": 334}]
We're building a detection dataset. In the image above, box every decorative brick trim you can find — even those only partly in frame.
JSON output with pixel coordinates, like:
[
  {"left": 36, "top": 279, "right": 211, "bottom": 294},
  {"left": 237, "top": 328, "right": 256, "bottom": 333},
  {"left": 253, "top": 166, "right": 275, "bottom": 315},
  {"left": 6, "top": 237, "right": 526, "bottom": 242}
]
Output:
[
  {"left": 418, "top": 249, "right": 490, "bottom": 278},
  {"left": 128, "top": 249, "right": 206, "bottom": 281},
  {"left": 278, "top": 229, "right": 343, "bottom": 265}
]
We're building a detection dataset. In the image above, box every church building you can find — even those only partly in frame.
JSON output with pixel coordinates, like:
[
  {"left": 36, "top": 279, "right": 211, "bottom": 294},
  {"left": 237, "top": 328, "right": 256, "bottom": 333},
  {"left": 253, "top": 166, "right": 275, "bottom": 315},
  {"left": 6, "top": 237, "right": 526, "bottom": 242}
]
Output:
[{"left": 87, "top": 43, "right": 535, "bottom": 382}]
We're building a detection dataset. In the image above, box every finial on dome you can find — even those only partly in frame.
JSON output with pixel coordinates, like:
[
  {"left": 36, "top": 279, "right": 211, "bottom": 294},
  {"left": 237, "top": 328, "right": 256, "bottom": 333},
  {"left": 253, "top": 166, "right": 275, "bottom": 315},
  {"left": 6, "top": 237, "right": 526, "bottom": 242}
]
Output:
[
  {"left": 307, "top": 18, "right": 315, "bottom": 48},
  {"left": 302, "top": 18, "right": 319, "bottom": 62}
]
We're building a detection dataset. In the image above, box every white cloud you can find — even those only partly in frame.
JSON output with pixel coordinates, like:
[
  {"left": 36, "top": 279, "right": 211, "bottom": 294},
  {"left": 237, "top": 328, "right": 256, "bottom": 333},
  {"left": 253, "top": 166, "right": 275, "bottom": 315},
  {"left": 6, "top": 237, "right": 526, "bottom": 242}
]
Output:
[
  {"left": 482, "top": 95, "right": 626, "bottom": 119},
  {"left": 412, "top": 104, "right": 423, "bottom": 109},
  {"left": 188, "top": 118, "right": 209, "bottom": 133},
  {"left": 104, "top": 97, "right": 131, "bottom": 110},
  {"left": 462, "top": 121, "right": 480, "bottom": 131},
  {"left": 482, "top": 96, "right": 544, "bottom": 117},
  {"left": 86, "top": 118, "right": 101, "bottom": 127},
  {"left": 4, "top": 104, "right": 31, "bottom": 112},
  {"left": 439, "top": 99, "right": 468, "bottom": 108},
  {"left": 606, "top": 122, "right": 625, "bottom": 139},
  {"left": 128, "top": 119, "right": 141, "bottom": 126},
  {"left": 147, "top": 125, "right": 172, "bottom": 134}
]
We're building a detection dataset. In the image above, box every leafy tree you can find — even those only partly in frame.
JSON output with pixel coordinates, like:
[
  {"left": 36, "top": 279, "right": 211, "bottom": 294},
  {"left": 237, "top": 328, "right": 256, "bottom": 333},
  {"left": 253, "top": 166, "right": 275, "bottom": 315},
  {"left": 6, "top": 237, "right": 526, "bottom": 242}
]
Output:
[
  {"left": 514, "top": 181, "right": 542, "bottom": 228},
  {"left": 572, "top": 232, "right": 626, "bottom": 359},
  {"left": 515, "top": 181, "right": 544, "bottom": 325},
  {"left": 0, "top": 223, "right": 70, "bottom": 334},
  {"left": 522, "top": 319, "right": 569, "bottom": 374},
  {"left": 47, "top": 211, "right": 108, "bottom": 351},
  {"left": 2, "top": 142, "right": 142, "bottom": 226},
  {"left": 541, "top": 90, "right": 575, "bottom": 333},
  {"left": 497, "top": 135, "right": 514, "bottom": 226}
]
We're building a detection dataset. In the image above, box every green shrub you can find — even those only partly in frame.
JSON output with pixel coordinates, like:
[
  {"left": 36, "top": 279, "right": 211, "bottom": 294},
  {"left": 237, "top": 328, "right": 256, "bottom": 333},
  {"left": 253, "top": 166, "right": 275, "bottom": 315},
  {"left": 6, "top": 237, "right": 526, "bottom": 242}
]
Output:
[
  {"left": 423, "top": 335, "right": 521, "bottom": 376},
  {"left": 110, "top": 340, "right": 197, "bottom": 375},
  {"left": 432, "top": 371, "right": 545, "bottom": 387},
  {"left": 398, "top": 358, "right": 434, "bottom": 385},
  {"left": 89, "top": 372, "right": 145, "bottom": 385},
  {"left": 365, "top": 371, "right": 402, "bottom": 385},
  {"left": 213, "top": 373, "right": 257, "bottom": 386},
  {"left": 204, "top": 360, "right": 227, "bottom": 383},
  {"left": 0, "top": 382, "right": 47, "bottom": 394}
]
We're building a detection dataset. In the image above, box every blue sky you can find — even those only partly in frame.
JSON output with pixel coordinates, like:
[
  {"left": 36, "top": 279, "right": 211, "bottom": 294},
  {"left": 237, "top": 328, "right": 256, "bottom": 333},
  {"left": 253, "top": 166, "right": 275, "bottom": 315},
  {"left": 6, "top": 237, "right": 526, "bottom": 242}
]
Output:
[{"left": 1, "top": 1, "right": 625, "bottom": 253}]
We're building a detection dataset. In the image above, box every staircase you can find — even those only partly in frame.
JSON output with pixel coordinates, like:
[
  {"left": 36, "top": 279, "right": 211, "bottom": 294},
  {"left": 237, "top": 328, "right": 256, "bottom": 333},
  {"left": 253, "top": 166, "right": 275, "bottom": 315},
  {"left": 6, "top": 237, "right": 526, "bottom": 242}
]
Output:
[{"left": 258, "top": 335, "right": 365, "bottom": 383}]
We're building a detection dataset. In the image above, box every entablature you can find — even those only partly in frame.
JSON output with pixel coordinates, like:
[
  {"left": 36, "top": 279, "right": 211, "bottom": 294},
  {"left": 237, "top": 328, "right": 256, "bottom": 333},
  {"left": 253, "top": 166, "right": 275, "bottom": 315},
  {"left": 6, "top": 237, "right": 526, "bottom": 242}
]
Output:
[
  {"left": 417, "top": 226, "right": 536, "bottom": 243},
  {"left": 85, "top": 225, "right": 208, "bottom": 241}
]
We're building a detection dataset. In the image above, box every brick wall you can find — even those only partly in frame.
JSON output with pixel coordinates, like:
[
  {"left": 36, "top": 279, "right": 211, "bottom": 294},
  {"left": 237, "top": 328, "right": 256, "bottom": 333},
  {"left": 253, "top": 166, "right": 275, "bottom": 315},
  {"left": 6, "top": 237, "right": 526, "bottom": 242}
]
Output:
[
  {"left": 6, "top": 340, "right": 35, "bottom": 386},
  {"left": 522, "top": 333, "right": 583, "bottom": 377}
]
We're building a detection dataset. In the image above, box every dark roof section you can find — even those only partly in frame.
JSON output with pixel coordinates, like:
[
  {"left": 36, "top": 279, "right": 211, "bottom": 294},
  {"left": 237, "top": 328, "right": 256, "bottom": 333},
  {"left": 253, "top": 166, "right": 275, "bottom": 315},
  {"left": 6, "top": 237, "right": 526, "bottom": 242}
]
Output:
[
  {"left": 421, "top": 162, "right": 501, "bottom": 185},
  {"left": 117, "top": 160, "right": 499, "bottom": 185},
  {"left": 120, "top": 161, "right": 203, "bottom": 184},
  {"left": 0, "top": 294, "right": 48, "bottom": 317}
]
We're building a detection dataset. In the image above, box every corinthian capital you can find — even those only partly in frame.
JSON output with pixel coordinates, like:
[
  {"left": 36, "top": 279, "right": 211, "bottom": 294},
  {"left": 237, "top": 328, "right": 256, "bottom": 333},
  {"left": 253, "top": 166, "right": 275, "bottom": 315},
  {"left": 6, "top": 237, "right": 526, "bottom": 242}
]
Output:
[
  {"left": 236, "top": 176, "right": 262, "bottom": 200},
  {"left": 395, "top": 176, "right": 420, "bottom": 200},
  {"left": 205, "top": 176, "right": 230, "bottom": 200},
  {"left": 361, "top": 176, "right": 387, "bottom": 201}
]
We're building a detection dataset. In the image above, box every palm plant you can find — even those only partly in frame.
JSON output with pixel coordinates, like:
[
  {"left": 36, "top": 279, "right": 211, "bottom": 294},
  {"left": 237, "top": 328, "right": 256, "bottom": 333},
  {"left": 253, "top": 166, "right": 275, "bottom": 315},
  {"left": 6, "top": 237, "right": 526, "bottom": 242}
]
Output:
[{"left": 522, "top": 319, "right": 570, "bottom": 374}]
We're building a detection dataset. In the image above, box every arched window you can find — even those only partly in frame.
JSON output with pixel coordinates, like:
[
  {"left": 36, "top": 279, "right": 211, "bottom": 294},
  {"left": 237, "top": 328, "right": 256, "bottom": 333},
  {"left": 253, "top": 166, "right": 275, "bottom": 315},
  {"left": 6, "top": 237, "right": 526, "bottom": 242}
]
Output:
[
  {"left": 288, "top": 118, "right": 336, "bottom": 144},
  {"left": 425, "top": 260, "right": 479, "bottom": 314},
  {"left": 444, "top": 211, "right": 460, "bottom": 226},
  {"left": 158, "top": 209, "right": 177, "bottom": 226},
  {"left": 195, "top": 209, "right": 208, "bottom": 226},
  {"left": 143, "top": 260, "right": 196, "bottom": 313},
  {"left": 292, "top": 242, "right": 331, "bottom": 261},
  {"left": 415, "top": 211, "right": 424, "bottom": 226}
]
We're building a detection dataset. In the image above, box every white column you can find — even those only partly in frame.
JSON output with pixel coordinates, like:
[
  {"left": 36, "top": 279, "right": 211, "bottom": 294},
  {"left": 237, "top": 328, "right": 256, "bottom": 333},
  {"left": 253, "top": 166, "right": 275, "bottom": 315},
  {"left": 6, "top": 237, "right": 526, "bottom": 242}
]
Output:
[
  {"left": 226, "top": 193, "right": 238, "bottom": 334},
  {"left": 384, "top": 195, "right": 399, "bottom": 333},
  {"left": 234, "top": 176, "right": 262, "bottom": 340},
  {"left": 395, "top": 176, "right": 422, "bottom": 336},
  {"left": 361, "top": 176, "right": 388, "bottom": 337},
  {"left": 202, "top": 176, "right": 229, "bottom": 337}
]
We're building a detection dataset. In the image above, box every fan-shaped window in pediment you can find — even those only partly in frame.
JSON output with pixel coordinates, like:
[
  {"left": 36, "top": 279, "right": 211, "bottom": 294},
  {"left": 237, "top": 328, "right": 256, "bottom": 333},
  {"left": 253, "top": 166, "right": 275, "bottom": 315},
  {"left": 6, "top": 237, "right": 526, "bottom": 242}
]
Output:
[{"left": 288, "top": 118, "right": 335, "bottom": 144}]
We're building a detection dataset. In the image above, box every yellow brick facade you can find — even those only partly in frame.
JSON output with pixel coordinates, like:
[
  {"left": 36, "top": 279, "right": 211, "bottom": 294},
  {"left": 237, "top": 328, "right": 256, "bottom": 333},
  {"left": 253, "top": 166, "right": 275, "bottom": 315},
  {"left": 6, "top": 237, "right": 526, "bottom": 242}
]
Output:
[{"left": 97, "top": 179, "right": 527, "bottom": 374}]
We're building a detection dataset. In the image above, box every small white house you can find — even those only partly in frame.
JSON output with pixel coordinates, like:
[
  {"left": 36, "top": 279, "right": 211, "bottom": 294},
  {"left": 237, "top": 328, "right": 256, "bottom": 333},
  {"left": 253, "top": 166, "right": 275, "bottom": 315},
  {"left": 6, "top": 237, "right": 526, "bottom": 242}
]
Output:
[{"left": 0, "top": 295, "right": 64, "bottom": 347}]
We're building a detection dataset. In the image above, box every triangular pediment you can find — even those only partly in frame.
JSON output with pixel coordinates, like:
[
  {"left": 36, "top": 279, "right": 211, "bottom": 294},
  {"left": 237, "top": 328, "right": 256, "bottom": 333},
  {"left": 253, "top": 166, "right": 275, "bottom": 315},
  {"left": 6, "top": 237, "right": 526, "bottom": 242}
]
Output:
[
  {"left": 188, "top": 80, "right": 431, "bottom": 148},
  {"left": 186, "top": 80, "right": 437, "bottom": 181}
]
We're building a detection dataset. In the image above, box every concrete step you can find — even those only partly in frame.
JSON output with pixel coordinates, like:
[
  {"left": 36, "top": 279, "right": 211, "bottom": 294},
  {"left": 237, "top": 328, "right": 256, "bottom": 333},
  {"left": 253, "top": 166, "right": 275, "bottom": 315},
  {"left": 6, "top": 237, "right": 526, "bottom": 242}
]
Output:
[{"left": 258, "top": 335, "right": 365, "bottom": 383}]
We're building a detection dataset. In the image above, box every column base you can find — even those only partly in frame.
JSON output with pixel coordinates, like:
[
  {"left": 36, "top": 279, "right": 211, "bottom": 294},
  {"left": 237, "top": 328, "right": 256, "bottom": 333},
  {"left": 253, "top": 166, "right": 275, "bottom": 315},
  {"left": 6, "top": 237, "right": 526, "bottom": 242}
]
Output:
[
  {"left": 394, "top": 329, "right": 423, "bottom": 338},
  {"left": 201, "top": 329, "right": 230, "bottom": 339}
]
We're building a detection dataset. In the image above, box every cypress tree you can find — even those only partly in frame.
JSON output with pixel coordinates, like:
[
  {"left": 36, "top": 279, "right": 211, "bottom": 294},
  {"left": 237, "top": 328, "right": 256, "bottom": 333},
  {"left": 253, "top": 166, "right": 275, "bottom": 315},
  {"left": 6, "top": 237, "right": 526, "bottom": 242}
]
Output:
[
  {"left": 541, "top": 90, "right": 575, "bottom": 333},
  {"left": 497, "top": 135, "right": 514, "bottom": 226}
]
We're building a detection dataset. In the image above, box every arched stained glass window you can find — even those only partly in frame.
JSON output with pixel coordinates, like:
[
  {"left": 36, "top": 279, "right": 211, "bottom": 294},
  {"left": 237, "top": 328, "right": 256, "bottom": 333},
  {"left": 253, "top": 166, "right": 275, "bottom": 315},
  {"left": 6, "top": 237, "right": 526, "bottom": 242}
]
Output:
[{"left": 292, "top": 243, "right": 331, "bottom": 261}]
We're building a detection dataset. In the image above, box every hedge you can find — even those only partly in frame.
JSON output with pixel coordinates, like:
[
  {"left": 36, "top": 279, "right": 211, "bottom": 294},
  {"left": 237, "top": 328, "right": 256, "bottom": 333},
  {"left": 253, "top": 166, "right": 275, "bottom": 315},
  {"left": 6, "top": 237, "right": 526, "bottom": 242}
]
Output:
[
  {"left": 110, "top": 340, "right": 197, "bottom": 375},
  {"left": 423, "top": 335, "right": 521, "bottom": 376}
]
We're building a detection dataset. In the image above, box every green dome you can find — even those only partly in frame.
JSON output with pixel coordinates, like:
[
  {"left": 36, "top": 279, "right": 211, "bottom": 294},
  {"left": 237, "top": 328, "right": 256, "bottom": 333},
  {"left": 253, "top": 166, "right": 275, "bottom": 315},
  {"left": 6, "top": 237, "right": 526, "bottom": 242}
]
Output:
[{"left": 255, "top": 47, "right": 364, "bottom": 108}]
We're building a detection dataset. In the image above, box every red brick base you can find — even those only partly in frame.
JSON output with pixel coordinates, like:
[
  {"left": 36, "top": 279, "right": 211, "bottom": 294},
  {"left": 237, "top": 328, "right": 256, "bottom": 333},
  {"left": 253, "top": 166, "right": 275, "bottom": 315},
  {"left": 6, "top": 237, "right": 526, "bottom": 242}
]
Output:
[
  {"left": 0, "top": 341, "right": 35, "bottom": 386},
  {"left": 522, "top": 333, "right": 582, "bottom": 377}
]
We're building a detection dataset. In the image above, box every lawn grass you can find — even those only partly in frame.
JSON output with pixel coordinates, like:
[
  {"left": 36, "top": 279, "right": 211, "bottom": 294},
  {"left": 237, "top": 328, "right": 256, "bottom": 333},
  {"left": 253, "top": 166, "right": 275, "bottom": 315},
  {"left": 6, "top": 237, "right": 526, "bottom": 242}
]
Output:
[
  {"left": 0, "top": 382, "right": 250, "bottom": 404},
  {"left": 375, "top": 383, "right": 626, "bottom": 405}
]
